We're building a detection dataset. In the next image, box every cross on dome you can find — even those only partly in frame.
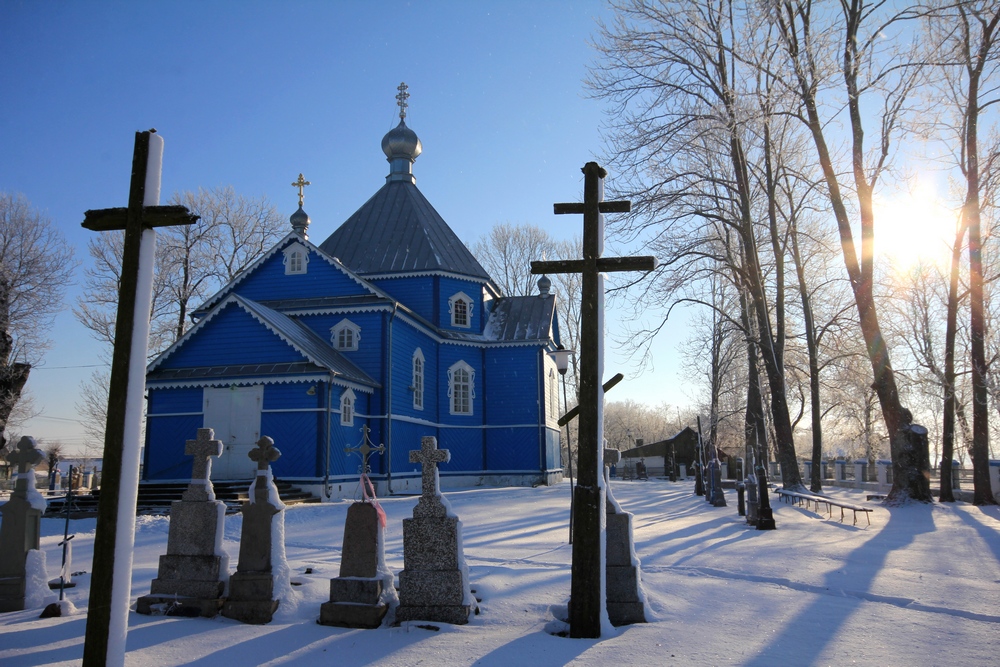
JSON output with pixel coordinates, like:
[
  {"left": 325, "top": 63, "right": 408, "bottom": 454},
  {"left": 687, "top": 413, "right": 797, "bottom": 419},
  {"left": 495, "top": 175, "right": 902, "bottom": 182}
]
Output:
[
  {"left": 396, "top": 82, "right": 410, "bottom": 121},
  {"left": 291, "top": 173, "right": 311, "bottom": 208}
]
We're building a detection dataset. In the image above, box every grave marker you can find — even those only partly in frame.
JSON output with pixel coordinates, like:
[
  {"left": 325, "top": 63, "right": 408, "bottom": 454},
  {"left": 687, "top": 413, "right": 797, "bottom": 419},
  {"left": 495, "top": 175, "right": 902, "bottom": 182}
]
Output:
[
  {"left": 0, "top": 436, "right": 45, "bottom": 612},
  {"left": 532, "top": 161, "right": 655, "bottom": 638}
]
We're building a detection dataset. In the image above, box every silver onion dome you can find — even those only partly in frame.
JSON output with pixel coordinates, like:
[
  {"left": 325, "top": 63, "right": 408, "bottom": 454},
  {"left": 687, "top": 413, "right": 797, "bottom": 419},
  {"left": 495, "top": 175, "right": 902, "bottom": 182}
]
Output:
[
  {"left": 381, "top": 119, "right": 423, "bottom": 162},
  {"left": 290, "top": 206, "right": 310, "bottom": 238}
]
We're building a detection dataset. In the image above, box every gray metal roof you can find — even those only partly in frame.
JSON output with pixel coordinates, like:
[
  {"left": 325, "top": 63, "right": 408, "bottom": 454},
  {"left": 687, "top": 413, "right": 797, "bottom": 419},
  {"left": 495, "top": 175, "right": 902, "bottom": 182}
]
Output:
[
  {"left": 318, "top": 180, "right": 492, "bottom": 281},
  {"left": 147, "top": 361, "right": 329, "bottom": 382},
  {"left": 483, "top": 295, "right": 557, "bottom": 342}
]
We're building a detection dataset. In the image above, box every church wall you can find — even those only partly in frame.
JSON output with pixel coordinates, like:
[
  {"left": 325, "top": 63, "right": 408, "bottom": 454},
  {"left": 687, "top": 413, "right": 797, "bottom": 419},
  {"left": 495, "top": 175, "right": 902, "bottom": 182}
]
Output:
[
  {"left": 261, "top": 410, "right": 321, "bottom": 477},
  {"left": 484, "top": 346, "right": 543, "bottom": 424},
  {"left": 438, "top": 276, "right": 484, "bottom": 332},
  {"left": 296, "top": 311, "right": 385, "bottom": 379},
  {"left": 485, "top": 426, "right": 540, "bottom": 471},
  {"left": 389, "top": 321, "right": 439, "bottom": 419},
  {"left": 439, "top": 428, "right": 485, "bottom": 472},
  {"left": 369, "top": 276, "right": 436, "bottom": 323},
  {"left": 437, "top": 344, "right": 485, "bottom": 422},
  {"left": 232, "top": 248, "right": 370, "bottom": 303},
  {"left": 165, "top": 304, "right": 303, "bottom": 368},
  {"left": 144, "top": 388, "right": 204, "bottom": 480}
]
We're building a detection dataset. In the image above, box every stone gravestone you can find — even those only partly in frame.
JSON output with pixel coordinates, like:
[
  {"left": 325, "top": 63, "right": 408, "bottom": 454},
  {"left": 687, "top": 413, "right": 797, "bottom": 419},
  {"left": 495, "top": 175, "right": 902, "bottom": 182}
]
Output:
[
  {"left": 0, "top": 437, "right": 46, "bottom": 612},
  {"left": 395, "top": 436, "right": 473, "bottom": 625},
  {"left": 708, "top": 458, "right": 727, "bottom": 507},
  {"left": 603, "top": 448, "right": 646, "bottom": 626},
  {"left": 319, "top": 426, "right": 396, "bottom": 628},
  {"left": 137, "top": 428, "right": 228, "bottom": 617},
  {"left": 222, "top": 436, "right": 283, "bottom": 624}
]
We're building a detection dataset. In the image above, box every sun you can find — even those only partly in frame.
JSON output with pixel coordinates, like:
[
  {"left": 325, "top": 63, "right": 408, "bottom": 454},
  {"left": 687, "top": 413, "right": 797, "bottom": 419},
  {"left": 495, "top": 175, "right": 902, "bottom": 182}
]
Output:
[{"left": 873, "top": 176, "right": 957, "bottom": 272}]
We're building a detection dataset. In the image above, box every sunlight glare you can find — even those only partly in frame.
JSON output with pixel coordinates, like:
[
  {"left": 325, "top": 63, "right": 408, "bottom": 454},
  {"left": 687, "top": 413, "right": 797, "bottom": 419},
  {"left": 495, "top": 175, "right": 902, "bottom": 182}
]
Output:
[{"left": 873, "top": 176, "right": 956, "bottom": 271}]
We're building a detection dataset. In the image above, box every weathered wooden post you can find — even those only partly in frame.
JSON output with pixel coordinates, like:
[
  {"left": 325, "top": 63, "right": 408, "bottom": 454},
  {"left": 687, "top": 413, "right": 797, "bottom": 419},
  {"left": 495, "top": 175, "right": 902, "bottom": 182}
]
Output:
[
  {"left": 532, "top": 162, "right": 655, "bottom": 638},
  {"left": 81, "top": 130, "right": 197, "bottom": 666}
]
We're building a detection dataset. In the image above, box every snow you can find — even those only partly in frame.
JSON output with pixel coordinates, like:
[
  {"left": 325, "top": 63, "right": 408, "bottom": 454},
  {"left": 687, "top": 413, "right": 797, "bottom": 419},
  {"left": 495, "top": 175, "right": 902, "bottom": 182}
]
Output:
[
  {"left": 1, "top": 481, "right": 998, "bottom": 666},
  {"left": 22, "top": 550, "right": 51, "bottom": 610},
  {"left": 23, "top": 473, "right": 47, "bottom": 513}
]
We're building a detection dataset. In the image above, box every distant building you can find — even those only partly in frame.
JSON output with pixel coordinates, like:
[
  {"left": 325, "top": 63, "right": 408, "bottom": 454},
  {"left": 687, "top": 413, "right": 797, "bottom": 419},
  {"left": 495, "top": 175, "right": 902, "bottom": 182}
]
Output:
[{"left": 142, "top": 88, "right": 564, "bottom": 498}]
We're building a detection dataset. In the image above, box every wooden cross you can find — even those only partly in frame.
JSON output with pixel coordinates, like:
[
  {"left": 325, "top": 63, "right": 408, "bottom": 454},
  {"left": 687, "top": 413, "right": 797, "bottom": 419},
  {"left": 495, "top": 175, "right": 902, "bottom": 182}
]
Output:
[
  {"left": 291, "top": 173, "right": 310, "bottom": 208},
  {"left": 249, "top": 436, "right": 282, "bottom": 472},
  {"left": 185, "top": 428, "right": 223, "bottom": 482},
  {"left": 410, "top": 436, "right": 449, "bottom": 498},
  {"left": 81, "top": 131, "right": 197, "bottom": 667},
  {"left": 396, "top": 82, "right": 410, "bottom": 120},
  {"left": 532, "top": 161, "right": 655, "bottom": 639},
  {"left": 345, "top": 424, "right": 385, "bottom": 474}
]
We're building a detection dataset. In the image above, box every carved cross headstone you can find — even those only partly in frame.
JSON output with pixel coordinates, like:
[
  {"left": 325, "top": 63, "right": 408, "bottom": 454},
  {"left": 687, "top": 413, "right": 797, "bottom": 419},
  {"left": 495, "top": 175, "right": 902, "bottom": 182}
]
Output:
[
  {"left": 183, "top": 428, "right": 223, "bottom": 502},
  {"left": 4, "top": 436, "right": 43, "bottom": 495},
  {"left": 410, "top": 436, "right": 450, "bottom": 517},
  {"left": 81, "top": 130, "right": 198, "bottom": 667},
  {"left": 532, "top": 161, "right": 656, "bottom": 639},
  {"left": 250, "top": 436, "right": 281, "bottom": 471}
]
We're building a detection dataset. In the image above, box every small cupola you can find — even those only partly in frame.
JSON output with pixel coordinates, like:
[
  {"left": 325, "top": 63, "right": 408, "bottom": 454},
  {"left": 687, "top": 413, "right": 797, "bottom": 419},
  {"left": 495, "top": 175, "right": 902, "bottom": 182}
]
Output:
[
  {"left": 290, "top": 173, "right": 311, "bottom": 239},
  {"left": 537, "top": 275, "right": 552, "bottom": 297},
  {"left": 382, "top": 82, "right": 422, "bottom": 184}
]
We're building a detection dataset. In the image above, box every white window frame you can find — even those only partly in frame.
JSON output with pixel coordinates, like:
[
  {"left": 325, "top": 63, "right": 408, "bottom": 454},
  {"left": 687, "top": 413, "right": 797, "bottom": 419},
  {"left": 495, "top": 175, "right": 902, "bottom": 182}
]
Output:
[
  {"left": 282, "top": 242, "right": 310, "bottom": 275},
  {"left": 549, "top": 368, "right": 559, "bottom": 421},
  {"left": 331, "top": 319, "right": 361, "bottom": 351},
  {"left": 448, "top": 291, "right": 474, "bottom": 328},
  {"left": 447, "top": 360, "right": 475, "bottom": 415},
  {"left": 340, "top": 388, "right": 356, "bottom": 426},
  {"left": 412, "top": 348, "right": 425, "bottom": 411}
]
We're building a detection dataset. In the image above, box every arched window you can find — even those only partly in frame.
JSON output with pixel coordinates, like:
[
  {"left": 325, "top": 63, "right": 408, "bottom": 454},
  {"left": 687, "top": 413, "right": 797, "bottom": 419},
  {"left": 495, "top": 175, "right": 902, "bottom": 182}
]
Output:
[
  {"left": 340, "top": 389, "right": 356, "bottom": 426},
  {"left": 448, "top": 291, "right": 474, "bottom": 328},
  {"left": 331, "top": 319, "right": 361, "bottom": 352},
  {"left": 282, "top": 242, "right": 309, "bottom": 275},
  {"left": 448, "top": 360, "right": 475, "bottom": 415},
  {"left": 412, "top": 348, "right": 425, "bottom": 410}
]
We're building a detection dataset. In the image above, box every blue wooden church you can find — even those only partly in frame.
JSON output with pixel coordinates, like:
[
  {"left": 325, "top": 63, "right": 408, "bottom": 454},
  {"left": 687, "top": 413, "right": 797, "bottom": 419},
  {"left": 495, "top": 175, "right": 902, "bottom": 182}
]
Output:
[{"left": 142, "top": 91, "right": 564, "bottom": 498}]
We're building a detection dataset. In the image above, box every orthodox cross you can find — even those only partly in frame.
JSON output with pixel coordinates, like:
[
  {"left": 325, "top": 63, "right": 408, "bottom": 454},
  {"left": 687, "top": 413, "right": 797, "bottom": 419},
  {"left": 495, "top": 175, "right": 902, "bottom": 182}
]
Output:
[
  {"left": 345, "top": 424, "right": 385, "bottom": 475},
  {"left": 531, "top": 161, "right": 656, "bottom": 639},
  {"left": 396, "top": 82, "right": 410, "bottom": 121},
  {"left": 291, "top": 173, "right": 311, "bottom": 208},
  {"left": 250, "top": 436, "right": 282, "bottom": 472},
  {"left": 81, "top": 130, "right": 198, "bottom": 667}
]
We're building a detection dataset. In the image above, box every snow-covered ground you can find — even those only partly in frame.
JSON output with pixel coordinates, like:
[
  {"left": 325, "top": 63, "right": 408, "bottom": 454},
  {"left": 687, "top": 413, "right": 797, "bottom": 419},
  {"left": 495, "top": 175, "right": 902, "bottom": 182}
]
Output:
[{"left": 1, "top": 480, "right": 997, "bottom": 666}]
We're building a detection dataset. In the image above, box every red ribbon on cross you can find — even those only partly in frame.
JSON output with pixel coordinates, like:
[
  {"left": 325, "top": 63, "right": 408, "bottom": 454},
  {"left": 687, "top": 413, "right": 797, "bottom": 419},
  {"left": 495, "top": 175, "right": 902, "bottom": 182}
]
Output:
[{"left": 360, "top": 472, "right": 387, "bottom": 528}]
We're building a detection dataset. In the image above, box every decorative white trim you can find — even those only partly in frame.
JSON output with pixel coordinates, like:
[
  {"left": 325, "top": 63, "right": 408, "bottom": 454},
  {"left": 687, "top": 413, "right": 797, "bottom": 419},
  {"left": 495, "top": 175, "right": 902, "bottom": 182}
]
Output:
[
  {"left": 340, "top": 388, "right": 356, "bottom": 426},
  {"left": 331, "top": 318, "right": 361, "bottom": 351},
  {"left": 448, "top": 291, "right": 474, "bottom": 329},
  {"left": 447, "top": 360, "right": 475, "bottom": 415},
  {"left": 412, "top": 348, "right": 425, "bottom": 411},
  {"left": 282, "top": 241, "right": 310, "bottom": 275},
  {"left": 146, "top": 374, "right": 376, "bottom": 394}
]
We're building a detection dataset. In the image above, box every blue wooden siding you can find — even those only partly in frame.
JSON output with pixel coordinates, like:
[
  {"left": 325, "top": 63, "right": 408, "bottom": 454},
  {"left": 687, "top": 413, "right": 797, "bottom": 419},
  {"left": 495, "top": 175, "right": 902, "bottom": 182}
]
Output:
[
  {"left": 485, "top": 426, "right": 540, "bottom": 471},
  {"left": 438, "top": 428, "right": 485, "bottom": 472},
  {"left": 147, "top": 387, "right": 202, "bottom": 414},
  {"left": 370, "top": 276, "right": 436, "bottom": 323},
  {"left": 389, "top": 322, "right": 438, "bottom": 419},
  {"left": 485, "top": 347, "right": 541, "bottom": 423},
  {"left": 145, "top": 414, "right": 204, "bottom": 479},
  {"left": 232, "top": 247, "right": 369, "bottom": 303},
  {"left": 261, "top": 411, "right": 321, "bottom": 477},
  {"left": 296, "top": 311, "right": 384, "bottom": 379},
  {"left": 165, "top": 303, "right": 304, "bottom": 369},
  {"left": 437, "top": 345, "right": 485, "bottom": 423}
]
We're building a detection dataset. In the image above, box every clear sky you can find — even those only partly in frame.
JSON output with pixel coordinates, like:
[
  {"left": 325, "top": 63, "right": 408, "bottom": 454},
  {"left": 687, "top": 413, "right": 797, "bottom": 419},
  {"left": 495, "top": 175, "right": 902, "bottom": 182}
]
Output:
[{"left": 1, "top": 0, "right": 692, "bottom": 453}]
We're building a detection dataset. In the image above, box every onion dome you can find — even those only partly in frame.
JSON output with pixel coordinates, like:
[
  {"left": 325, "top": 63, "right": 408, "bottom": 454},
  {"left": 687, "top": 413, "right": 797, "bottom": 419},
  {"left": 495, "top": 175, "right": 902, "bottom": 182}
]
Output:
[
  {"left": 383, "top": 82, "right": 422, "bottom": 183},
  {"left": 290, "top": 206, "right": 310, "bottom": 239},
  {"left": 537, "top": 275, "right": 552, "bottom": 297}
]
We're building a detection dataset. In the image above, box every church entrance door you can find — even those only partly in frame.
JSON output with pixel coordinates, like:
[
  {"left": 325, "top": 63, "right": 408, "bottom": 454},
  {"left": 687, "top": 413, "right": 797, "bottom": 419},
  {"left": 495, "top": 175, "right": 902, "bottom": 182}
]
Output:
[{"left": 203, "top": 385, "right": 263, "bottom": 479}]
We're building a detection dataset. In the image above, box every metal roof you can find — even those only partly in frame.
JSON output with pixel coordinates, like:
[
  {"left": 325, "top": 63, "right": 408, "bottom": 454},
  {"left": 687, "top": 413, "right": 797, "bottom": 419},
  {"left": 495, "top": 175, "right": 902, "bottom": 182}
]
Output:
[
  {"left": 482, "top": 295, "right": 557, "bottom": 342},
  {"left": 318, "top": 180, "right": 492, "bottom": 281}
]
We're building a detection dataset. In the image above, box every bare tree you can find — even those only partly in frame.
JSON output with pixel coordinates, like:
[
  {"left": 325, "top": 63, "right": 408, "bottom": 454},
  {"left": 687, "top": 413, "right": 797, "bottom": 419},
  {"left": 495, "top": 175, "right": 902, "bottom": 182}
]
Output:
[
  {"left": 0, "top": 193, "right": 76, "bottom": 442},
  {"left": 472, "top": 223, "right": 557, "bottom": 297}
]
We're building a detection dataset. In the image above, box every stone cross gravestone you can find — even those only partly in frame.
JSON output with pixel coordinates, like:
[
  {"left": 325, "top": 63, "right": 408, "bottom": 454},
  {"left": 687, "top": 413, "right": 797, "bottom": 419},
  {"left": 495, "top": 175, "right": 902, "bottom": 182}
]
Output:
[
  {"left": 708, "top": 458, "right": 727, "bottom": 507},
  {"left": 395, "top": 436, "right": 473, "bottom": 625},
  {"left": 319, "top": 426, "right": 396, "bottom": 628},
  {"left": 603, "top": 448, "right": 646, "bottom": 626},
  {"left": 222, "top": 436, "right": 283, "bottom": 624},
  {"left": 137, "top": 428, "right": 228, "bottom": 617},
  {"left": 0, "top": 436, "right": 45, "bottom": 612},
  {"left": 532, "top": 162, "right": 656, "bottom": 638}
]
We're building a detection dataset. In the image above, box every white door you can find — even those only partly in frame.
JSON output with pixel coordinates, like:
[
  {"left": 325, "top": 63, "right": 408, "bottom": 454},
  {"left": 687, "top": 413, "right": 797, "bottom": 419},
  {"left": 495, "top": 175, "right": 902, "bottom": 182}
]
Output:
[{"left": 204, "top": 386, "right": 263, "bottom": 479}]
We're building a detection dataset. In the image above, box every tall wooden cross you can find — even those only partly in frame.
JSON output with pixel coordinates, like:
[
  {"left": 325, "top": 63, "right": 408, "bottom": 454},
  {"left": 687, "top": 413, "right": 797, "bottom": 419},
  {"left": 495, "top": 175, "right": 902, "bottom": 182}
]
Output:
[
  {"left": 532, "top": 161, "right": 656, "bottom": 639},
  {"left": 81, "top": 130, "right": 197, "bottom": 667}
]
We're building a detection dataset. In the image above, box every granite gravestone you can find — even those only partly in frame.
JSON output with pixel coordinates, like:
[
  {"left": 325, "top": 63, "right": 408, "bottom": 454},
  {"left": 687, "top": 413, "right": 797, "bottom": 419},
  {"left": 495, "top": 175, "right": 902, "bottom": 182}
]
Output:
[
  {"left": 319, "top": 427, "right": 396, "bottom": 628},
  {"left": 395, "top": 436, "right": 473, "bottom": 625},
  {"left": 0, "top": 437, "right": 45, "bottom": 612},
  {"left": 603, "top": 448, "right": 646, "bottom": 626},
  {"left": 137, "top": 428, "right": 228, "bottom": 617},
  {"left": 222, "top": 436, "right": 283, "bottom": 624},
  {"left": 708, "top": 458, "right": 727, "bottom": 507}
]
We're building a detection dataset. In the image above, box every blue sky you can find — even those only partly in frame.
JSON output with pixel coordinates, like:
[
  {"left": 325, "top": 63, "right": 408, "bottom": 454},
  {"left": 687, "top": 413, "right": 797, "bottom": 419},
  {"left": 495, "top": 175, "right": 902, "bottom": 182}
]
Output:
[{"left": 1, "top": 1, "right": 691, "bottom": 452}]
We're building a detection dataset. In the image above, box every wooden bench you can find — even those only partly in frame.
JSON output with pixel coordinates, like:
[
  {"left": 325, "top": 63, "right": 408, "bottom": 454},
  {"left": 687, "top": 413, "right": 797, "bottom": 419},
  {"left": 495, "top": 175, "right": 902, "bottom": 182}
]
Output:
[{"left": 774, "top": 488, "right": 873, "bottom": 526}]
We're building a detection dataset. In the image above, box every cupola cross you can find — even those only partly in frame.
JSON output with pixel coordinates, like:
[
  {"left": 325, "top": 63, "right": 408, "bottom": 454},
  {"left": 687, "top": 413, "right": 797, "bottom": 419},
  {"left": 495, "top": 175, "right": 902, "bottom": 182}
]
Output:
[
  {"left": 396, "top": 82, "right": 410, "bottom": 121},
  {"left": 291, "top": 173, "right": 310, "bottom": 208}
]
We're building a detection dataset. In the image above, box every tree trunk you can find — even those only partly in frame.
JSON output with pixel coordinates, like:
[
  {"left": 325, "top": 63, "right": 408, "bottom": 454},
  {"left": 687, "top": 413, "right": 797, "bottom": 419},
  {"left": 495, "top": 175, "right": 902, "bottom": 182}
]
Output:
[
  {"left": 790, "top": 221, "right": 823, "bottom": 492},
  {"left": 940, "top": 217, "right": 967, "bottom": 503},
  {"left": 0, "top": 275, "right": 29, "bottom": 442}
]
